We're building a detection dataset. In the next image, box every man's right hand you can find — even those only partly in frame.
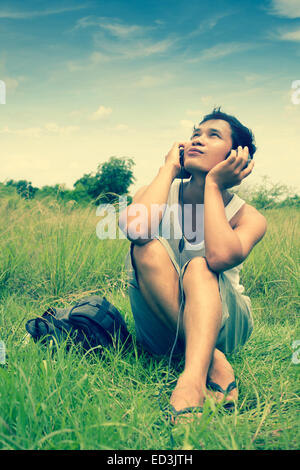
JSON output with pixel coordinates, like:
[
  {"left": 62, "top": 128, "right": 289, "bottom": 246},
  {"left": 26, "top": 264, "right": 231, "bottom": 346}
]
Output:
[{"left": 164, "top": 142, "right": 187, "bottom": 178}]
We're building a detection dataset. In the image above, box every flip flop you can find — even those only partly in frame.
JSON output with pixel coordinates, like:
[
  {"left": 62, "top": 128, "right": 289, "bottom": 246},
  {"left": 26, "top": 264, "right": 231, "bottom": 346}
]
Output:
[
  {"left": 164, "top": 404, "right": 203, "bottom": 425},
  {"left": 206, "top": 380, "right": 237, "bottom": 409}
]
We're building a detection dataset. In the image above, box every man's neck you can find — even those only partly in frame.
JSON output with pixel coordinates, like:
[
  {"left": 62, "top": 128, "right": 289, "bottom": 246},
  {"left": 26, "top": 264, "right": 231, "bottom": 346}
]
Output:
[{"left": 182, "top": 175, "right": 230, "bottom": 205}]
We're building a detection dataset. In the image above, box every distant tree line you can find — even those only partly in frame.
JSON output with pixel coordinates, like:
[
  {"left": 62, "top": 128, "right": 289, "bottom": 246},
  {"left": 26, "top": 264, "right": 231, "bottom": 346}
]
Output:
[
  {"left": 233, "top": 175, "right": 300, "bottom": 209},
  {"left": 2, "top": 156, "right": 135, "bottom": 205},
  {"left": 0, "top": 158, "right": 299, "bottom": 210}
]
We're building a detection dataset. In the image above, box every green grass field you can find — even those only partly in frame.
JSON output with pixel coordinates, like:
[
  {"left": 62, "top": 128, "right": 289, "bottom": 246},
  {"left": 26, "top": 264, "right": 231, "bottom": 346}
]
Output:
[{"left": 0, "top": 195, "right": 299, "bottom": 450}]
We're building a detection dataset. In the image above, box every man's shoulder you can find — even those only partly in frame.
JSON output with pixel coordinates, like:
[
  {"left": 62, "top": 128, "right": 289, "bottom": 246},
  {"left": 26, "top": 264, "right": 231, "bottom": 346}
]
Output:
[
  {"left": 231, "top": 200, "right": 267, "bottom": 230},
  {"left": 242, "top": 202, "right": 266, "bottom": 219}
]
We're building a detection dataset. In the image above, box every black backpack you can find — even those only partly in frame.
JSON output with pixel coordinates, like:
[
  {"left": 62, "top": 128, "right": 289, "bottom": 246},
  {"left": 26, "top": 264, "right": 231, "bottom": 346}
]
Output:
[{"left": 25, "top": 295, "right": 132, "bottom": 353}]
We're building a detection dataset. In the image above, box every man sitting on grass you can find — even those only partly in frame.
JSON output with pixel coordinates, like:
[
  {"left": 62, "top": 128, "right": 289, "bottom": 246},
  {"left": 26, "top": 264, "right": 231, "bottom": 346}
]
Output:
[{"left": 119, "top": 108, "right": 267, "bottom": 423}]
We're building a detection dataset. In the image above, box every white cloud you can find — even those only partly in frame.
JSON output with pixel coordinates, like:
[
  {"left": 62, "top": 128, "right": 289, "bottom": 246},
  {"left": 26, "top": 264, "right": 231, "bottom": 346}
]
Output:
[
  {"left": 89, "top": 51, "right": 110, "bottom": 64},
  {"left": 68, "top": 35, "right": 175, "bottom": 71},
  {"left": 2, "top": 76, "right": 20, "bottom": 92},
  {"left": 0, "top": 126, "right": 42, "bottom": 138},
  {"left": 0, "top": 123, "right": 80, "bottom": 138},
  {"left": 75, "top": 16, "right": 154, "bottom": 38},
  {"left": 243, "top": 73, "right": 267, "bottom": 84},
  {"left": 187, "top": 42, "right": 255, "bottom": 63},
  {"left": 67, "top": 51, "right": 110, "bottom": 71},
  {"left": 268, "top": 0, "right": 300, "bottom": 18},
  {"left": 93, "top": 35, "right": 175, "bottom": 60},
  {"left": 134, "top": 73, "right": 173, "bottom": 88},
  {"left": 0, "top": 5, "right": 87, "bottom": 20},
  {"left": 141, "top": 38, "right": 175, "bottom": 56},
  {"left": 278, "top": 28, "right": 300, "bottom": 41},
  {"left": 2, "top": 156, "right": 51, "bottom": 173},
  {"left": 97, "top": 22, "right": 141, "bottom": 38},
  {"left": 186, "top": 10, "right": 235, "bottom": 38},
  {"left": 90, "top": 105, "right": 112, "bottom": 120},
  {"left": 45, "top": 123, "right": 80, "bottom": 136},
  {"left": 70, "top": 16, "right": 176, "bottom": 69}
]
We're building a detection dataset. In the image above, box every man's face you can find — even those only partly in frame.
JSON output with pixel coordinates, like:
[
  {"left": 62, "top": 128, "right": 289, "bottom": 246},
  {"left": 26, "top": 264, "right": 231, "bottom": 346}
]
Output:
[{"left": 184, "top": 119, "right": 233, "bottom": 174}]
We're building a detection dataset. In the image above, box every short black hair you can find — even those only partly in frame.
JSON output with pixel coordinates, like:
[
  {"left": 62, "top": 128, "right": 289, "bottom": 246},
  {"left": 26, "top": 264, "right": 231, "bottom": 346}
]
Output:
[{"left": 195, "top": 107, "right": 257, "bottom": 157}]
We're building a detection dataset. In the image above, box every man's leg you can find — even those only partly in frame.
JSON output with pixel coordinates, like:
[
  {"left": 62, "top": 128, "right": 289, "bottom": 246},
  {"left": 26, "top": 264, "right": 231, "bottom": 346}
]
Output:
[
  {"left": 207, "top": 349, "right": 238, "bottom": 404},
  {"left": 169, "top": 256, "right": 222, "bottom": 413},
  {"left": 131, "top": 240, "right": 183, "bottom": 336},
  {"left": 132, "top": 240, "right": 236, "bottom": 412}
]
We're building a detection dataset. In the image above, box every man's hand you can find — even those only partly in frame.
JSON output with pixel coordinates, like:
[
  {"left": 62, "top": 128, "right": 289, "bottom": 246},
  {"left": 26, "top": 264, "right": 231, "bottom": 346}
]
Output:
[
  {"left": 206, "top": 146, "right": 254, "bottom": 190},
  {"left": 164, "top": 141, "right": 187, "bottom": 178}
]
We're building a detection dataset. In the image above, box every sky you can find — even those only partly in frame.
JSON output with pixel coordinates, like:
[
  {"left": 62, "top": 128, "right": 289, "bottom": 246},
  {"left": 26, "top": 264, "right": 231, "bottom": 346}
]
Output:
[{"left": 1, "top": 0, "right": 300, "bottom": 196}]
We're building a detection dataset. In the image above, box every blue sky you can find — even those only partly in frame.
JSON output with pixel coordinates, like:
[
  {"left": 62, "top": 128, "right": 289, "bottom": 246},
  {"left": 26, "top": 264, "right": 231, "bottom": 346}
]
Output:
[{"left": 1, "top": 0, "right": 300, "bottom": 194}]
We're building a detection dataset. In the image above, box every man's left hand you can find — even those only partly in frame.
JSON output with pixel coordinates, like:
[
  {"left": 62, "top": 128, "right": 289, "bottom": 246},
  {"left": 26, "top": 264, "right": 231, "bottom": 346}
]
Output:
[{"left": 206, "top": 146, "right": 254, "bottom": 190}]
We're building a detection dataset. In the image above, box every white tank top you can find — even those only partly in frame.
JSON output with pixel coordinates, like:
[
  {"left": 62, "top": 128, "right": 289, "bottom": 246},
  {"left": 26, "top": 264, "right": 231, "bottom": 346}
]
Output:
[{"left": 157, "top": 180, "right": 247, "bottom": 295}]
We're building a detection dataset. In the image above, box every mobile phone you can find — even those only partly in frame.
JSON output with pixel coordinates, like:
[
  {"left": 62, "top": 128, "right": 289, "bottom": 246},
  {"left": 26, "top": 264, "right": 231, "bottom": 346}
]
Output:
[
  {"left": 244, "top": 153, "right": 253, "bottom": 169},
  {"left": 176, "top": 147, "right": 191, "bottom": 179}
]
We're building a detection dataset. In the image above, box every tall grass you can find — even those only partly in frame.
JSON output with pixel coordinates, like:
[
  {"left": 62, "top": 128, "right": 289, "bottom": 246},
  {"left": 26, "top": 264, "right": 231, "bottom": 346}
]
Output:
[{"left": 0, "top": 196, "right": 299, "bottom": 450}]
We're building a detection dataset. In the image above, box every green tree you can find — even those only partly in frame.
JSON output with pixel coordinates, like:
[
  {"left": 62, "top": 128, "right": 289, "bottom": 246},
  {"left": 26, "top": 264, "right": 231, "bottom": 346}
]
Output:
[
  {"left": 5, "top": 179, "right": 39, "bottom": 199},
  {"left": 74, "top": 156, "right": 135, "bottom": 204}
]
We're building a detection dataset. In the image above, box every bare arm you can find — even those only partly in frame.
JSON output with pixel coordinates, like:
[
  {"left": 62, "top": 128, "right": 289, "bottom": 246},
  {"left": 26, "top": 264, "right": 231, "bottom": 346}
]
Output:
[
  {"left": 204, "top": 147, "right": 267, "bottom": 272},
  {"left": 204, "top": 180, "right": 267, "bottom": 271},
  {"left": 204, "top": 179, "right": 244, "bottom": 270},
  {"left": 118, "top": 142, "right": 185, "bottom": 244}
]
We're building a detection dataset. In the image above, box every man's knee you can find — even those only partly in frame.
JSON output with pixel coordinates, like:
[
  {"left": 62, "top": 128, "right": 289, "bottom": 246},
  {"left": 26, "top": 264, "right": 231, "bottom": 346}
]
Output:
[
  {"left": 183, "top": 256, "right": 218, "bottom": 283},
  {"left": 132, "top": 239, "right": 165, "bottom": 269}
]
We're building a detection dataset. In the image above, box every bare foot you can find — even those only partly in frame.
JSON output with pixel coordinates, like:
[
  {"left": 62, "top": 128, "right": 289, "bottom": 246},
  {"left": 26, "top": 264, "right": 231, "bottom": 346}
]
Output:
[
  {"left": 169, "top": 373, "right": 205, "bottom": 424},
  {"left": 207, "top": 349, "right": 238, "bottom": 405}
]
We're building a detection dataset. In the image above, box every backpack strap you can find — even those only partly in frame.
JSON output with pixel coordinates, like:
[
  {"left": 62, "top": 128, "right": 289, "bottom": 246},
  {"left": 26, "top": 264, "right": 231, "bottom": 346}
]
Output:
[
  {"left": 92, "top": 297, "right": 130, "bottom": 340},
  {"left": 69, "top": 296, "right": 131, "bottom": 343},
  {"left": 25, "top": 310, "right": 73, "bottom": 340}
]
